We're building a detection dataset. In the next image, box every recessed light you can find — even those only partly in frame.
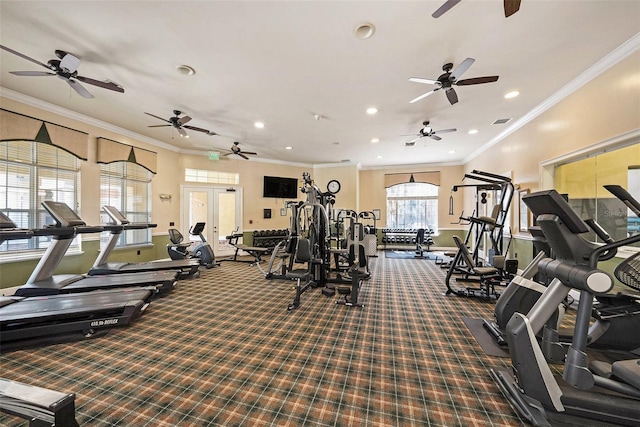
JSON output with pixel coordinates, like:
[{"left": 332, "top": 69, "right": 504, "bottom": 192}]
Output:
[
  {"left": 176, "top": 65, "right": 196, "bottom": 76},
  {"left": 468, "top": 129, "right": 478, "bottom": 135},
  {"left": 354, "top": 23, "right": 376, "bottom": 40},
  {"left": 366, "top": 107, "right": 378, "bottom": 115},
  {"left": 371, "top": 138, "right": 379, "bottom": 143},
  {"left": 448, "top": 150, "right": 456, "bottom": 154},
  {"left": 504, "top": 90, "right": 520, "bottom": 99},
  {"left": 254, "top": 122, "right": 265, "bottom": 129},
  {"left": 376, "top": 155, "right": 383, "bottom": 159},
  {"left": 285, "top": 146, "right": 293, "bottom": 150}
]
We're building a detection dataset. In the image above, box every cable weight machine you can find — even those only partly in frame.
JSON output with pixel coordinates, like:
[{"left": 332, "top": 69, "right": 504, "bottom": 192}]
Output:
[
  {"left": 445, "top": 170, "right": 515, "bottom": 299},
  {"left": 288, "top": 173, "right": 335, "bottom": 310}
]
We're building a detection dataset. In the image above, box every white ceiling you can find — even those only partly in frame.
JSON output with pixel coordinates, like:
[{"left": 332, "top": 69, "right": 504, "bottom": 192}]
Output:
[{"left": 0, "top": 1, "right": 638, "bottom": 167}]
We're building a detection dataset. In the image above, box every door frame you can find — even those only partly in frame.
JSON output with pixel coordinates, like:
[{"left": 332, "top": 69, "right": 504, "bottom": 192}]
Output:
[{"left": 179, "top": 184, "right": 243, "bottom": 256}]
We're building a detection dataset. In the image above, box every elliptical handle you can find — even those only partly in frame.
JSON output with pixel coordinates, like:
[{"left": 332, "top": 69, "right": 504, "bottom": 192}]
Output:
[{"left": 584, "top": 219, "right": 614, "bottom": 244}]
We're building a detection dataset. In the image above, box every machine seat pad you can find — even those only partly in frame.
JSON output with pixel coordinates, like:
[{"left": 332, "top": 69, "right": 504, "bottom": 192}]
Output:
[
  {"left": 473, "top": 266, "right": 499, "bottom": 276},
  {"left": 236, "top": 244, "right": 269, "bottom": 253}
]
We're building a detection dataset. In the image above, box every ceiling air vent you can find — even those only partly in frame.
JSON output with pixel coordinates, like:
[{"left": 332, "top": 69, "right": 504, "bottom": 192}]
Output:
[{"left": 493, "top": 118, "right": 512, "bottom": 125}]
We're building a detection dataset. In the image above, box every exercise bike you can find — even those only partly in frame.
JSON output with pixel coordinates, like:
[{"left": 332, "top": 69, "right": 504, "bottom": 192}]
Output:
[{"left": 167, "top": 222, "right": 216, "bottom": 268}]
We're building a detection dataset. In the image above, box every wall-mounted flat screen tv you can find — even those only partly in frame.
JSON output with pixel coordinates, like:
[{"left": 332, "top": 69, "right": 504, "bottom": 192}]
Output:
[{"left": 263, "top": 176, "right": 298, "bottom": 199}]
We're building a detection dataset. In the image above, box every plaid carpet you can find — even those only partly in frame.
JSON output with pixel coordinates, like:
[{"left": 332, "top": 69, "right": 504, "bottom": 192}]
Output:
[{"left": 0, "top": 254, "right": 525, "bottom": 426}]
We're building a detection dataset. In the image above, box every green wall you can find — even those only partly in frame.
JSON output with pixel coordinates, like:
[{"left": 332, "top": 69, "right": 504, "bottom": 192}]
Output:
[{"left": 0, "top": 235, "right": 169, "bottom": 290}]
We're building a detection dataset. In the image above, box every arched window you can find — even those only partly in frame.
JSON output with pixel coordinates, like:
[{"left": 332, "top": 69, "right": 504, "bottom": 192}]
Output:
[{"left": 386, "top": 182, "right": 438, "bottom": 232}]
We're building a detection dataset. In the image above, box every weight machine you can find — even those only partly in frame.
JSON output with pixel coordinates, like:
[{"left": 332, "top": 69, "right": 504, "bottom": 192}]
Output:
[{"left": 445, "top": 170, "right": 515, "bottom": 298}]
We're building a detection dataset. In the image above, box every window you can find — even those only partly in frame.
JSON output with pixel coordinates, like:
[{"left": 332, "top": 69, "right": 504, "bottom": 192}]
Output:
[
  {"left": 0, "top": 140, "right": 79, "bottom": 255},
  {"left": 386, "top": 183, "right": 439, "bottom": 231},
  {"left": 185, "top": 168, "right": 239, "bottom": 185},
  {"left": 553, "top": 142, "right": 639, "bottom": 248},
  {"left": 100, "top": 162, "right": 152, "bottom": 247}
]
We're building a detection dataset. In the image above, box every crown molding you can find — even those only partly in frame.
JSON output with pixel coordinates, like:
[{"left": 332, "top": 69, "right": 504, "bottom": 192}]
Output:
[
  {"left": 360, "top": 160, "right": 463, "bottom": 171},
  {"left": 1, "top": 88, "right": 181, "bottom": 152},
  {"left": 464, "top": 32, "right": 640, "bottom": 164},
  {"left": 180, "top": 148, "right": 312, "bottom": 167}
]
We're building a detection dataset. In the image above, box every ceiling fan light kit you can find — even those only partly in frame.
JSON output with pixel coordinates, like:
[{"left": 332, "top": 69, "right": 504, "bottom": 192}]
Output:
[
  {"left": 145, "top": 110, "right": 219, "bottom": 139},
  {"left": 223, "top": 141, "right": 257, "bottom": 160},
  {"left": 404, "top": 121, "right": 457, "bottom": 146},
  {"left": 409, "top": 58, "right": 499, "bottom": 105},
  {"left": 1, "top": 45, "right": 124, "bottom": 99}
]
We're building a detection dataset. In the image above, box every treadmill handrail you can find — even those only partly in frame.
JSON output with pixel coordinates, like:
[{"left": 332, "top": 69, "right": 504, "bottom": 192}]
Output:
[{"left": 0, "top": 228, "right": 34, "bottom": 241}]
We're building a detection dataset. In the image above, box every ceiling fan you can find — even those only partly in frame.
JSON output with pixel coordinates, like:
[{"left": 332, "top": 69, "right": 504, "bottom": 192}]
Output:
[
  {"left": 145, "top": 110, "right": 219, "bottom": 138},
  {"left": 0, "top": 45, "right": 124, "bottom": 99},
  {"left": 224, "top": 141, "right": 257, "bottom": 160},
  {"left": 432, "top": 0, "right": 521, "bottom": 18},
  {"left": 409, "top": 58, "right": 499, "bottom": 105},
  {"left": 403, "top": 121, "right": 457, "bottom": 146}
]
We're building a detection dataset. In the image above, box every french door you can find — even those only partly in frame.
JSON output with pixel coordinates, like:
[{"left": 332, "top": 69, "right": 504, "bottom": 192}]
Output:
[{"left": 180, "top": 185, "right": 242, "bottom": 256}]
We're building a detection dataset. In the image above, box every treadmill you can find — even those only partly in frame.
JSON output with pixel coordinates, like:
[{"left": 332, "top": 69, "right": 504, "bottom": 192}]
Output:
[
  {"left": 0, "top": 215, "right": 155, "bottom": 352},
  {"left": 8, "top": 204, "right": 178, "bottom": 297},
  {"left": 88, "top": 205, "right": 200, "bottom": 279}
]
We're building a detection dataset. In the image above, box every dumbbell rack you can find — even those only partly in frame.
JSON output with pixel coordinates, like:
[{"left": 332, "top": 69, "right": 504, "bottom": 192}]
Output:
[
  {"left": 382, "top": 228, "right": 419, "bottom": 250},
  {"left": 252, "top": 229, "right": 289, "bottom": 249}
]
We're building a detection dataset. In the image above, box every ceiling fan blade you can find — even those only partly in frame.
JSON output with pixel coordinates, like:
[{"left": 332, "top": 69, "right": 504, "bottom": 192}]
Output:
[
  {"left": 434, "top": 128, "right": 457, "bottom": 134},
  {"left": 409, "top": 88, "right": 439, "bottom": 104},
  {"left": 148, "top": 124, "right": 172, "bottom": 128},
  {"left": 75, "top": 75, "right": 124, "bottom": 93},
  {"left": 409, "top": 136, "right": 422, "bottom": 143},
  {"left": 66, "top": 79, "right": 94, "bottom": 99},
  {"left": 9, "top": 71, "right": 56, "bottom": 77},
  {"left": 242, "top": 151, "right": 257, "bottom": 156},
  {"left": 59, "top": 53, "right": 80, "bottom": 73},
  {"left": 177, "top": 127, "right": 189, "bottom": 138},
  {"left": 184, "top": 125, "right": 212, "bottom": 134},
  {"left": 455, "top": 76, "right": 499, "bottom": 86},
  {"left": 177, "top": 116, "right": 192, "bottom": 126},
  {"left": 504, "top": 0, "right": 521, "bottom": 17},
  {"left": 409, "top": 77, "right": 439, "bottom": 85},
  {"left": 238, "top": 153, "right": 249, "bottom": 160},
  {"left": 445, "top": 88, "right": 458, "bottom": 105},
  {"left": 429, "top": 135, "right": 442, "bottom": 141},
  {"left": 431, "top": 0, "right": 462, "bottom": 18},
  {"left": 1, "top": 45, "right": 51, "bottom": 69},
  {"left": 449, "top": 58, "right": 475, "bottom": 81},
  {"left": 145, "top": 112, "right": 171, "bottom": 123}
]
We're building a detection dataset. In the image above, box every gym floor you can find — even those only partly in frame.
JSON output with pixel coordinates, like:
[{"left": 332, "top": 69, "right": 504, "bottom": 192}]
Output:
[{"left": 0, "top": 252, "right": 526, "bottom": 426}]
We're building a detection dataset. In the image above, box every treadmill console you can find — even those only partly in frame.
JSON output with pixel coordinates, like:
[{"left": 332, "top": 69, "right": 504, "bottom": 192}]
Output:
[
  {"left": 103, "top": 206, "right": 130, "bottom": 225},
  {"left": 41, "top": 201, "right": 86, "bottom": 227},
  {"left": 0, "top": 211, "right": 17, "bottom": 229}
]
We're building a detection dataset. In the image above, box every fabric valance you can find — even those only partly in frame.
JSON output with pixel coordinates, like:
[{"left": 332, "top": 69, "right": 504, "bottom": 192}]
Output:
[
  {"left": 384, "top": 171, "right": 440, "bottom": 187},
  {"left": 97, "top": 137, "right": 157, "bottom": 174},
  {"left": 0, "top": 109, "right": 88, "bottom": 160}
]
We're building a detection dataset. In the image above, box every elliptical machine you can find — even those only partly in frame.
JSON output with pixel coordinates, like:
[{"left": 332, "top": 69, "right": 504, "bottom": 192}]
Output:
[
  {"left": 167, "top": 222, "right": 216, "bottom": 268},
  {"left": 492, "top": 187, "right": 640, "bottom": 426}
]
